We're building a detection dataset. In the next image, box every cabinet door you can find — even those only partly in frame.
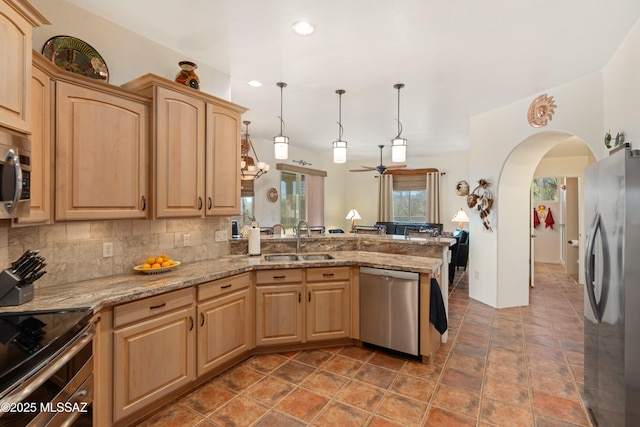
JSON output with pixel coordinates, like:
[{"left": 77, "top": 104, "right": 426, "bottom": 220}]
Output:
[
  {"left": 255, "top": 284, "right": 303, "bottom": 346},
  {"left": 113, "top": 306, "right": 196, "bottom": 422},
  {"left": 55, "top": 81, "right": 148, "bottom": 220},
  {"left": 306, "top": 282, "right": 351, "bottom": 341},
  {"left": 197, "top": 288, "right": 251, "bottom": 375},
  {"left": 155, "top": 87, "right": 205, "bottom": 218},
  {"left": 16, "top": 62, "right": 52, "bottom": 224},
  {"left": 0, "top": 2, "right": 32, "bottom": 133},
  {"left": 205, "top": 103, "right": 240, "bottom": 216}
]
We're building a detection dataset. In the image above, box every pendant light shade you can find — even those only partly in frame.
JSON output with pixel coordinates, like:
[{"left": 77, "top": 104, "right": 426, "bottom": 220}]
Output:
[
  {"left": 274, "top": 82, "right": 289, "bottom": 159},
  {"left": 333, "top": 89, "right": 348, "bottom": 163},
  {"left": 240, "top": 121, "right": 269, "bottom": 180},
  {"left": 391, "top": 83, "right": 407, "bottom": 163}
]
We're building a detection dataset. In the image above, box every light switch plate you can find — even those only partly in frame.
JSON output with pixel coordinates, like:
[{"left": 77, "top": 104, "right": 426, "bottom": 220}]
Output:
[
  {"left": 103, "top": 242, "right": 113, "bottom": 257},
  {"left": 183, "top": 233, "right": 191, "bottom": 247}
]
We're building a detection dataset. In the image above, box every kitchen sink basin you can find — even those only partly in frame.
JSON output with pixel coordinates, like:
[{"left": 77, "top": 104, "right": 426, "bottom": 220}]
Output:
[
  {"left": 299, "top": 254, "right": 335, "bottom": 260},
  {"left": 263, "top": 253, "right": 335, "bottom": 262}
]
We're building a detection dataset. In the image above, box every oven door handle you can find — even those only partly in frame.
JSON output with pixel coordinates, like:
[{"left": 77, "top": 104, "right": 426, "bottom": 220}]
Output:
[{"left": 0, "top": 323, "right": 95, "bottom": 405}]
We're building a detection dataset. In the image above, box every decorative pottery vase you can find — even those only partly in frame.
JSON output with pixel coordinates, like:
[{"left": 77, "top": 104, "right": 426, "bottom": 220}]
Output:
[{"left": 175, "top": 61, "right": 200, "bottom": 90}]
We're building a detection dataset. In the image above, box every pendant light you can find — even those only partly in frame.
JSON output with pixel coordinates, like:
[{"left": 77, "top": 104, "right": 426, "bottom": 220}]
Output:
[
  {"left": 240, "top": 120, "right": 269, "bottom": 180},
  {"left": 333, "top": 89, "right": 348, "bottom": 163},
  {"left": 273, "top": 82, "right": 289, "bottom": 159},
  {"left": 391, "top": 83, "right": 407, "bottom": 163}
]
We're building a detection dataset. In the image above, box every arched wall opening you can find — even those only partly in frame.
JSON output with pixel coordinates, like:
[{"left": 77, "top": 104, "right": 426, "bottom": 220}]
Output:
[{"left": 495, "top": 131, "right": 595, "bottom": 308}]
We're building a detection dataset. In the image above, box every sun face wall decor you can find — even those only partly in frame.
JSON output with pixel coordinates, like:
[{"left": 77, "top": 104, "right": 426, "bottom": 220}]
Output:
[{"left": 527, "top": 94, "right": 556, "bottom": 128}]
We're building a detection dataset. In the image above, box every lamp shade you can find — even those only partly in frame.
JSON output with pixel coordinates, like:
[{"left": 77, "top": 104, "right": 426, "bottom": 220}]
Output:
[
  {"left": 333, "top": 140, "right": 347, "bottom": 163},
  {"left": 391, "top": 138, "right": 407, "bottom": 162},
  {"left": 452, "top": 209, "right": 470, "bottom": 229},
  {"left": 345, "top": 209, "right": 361, "bottom": 220},
  {"left": 274, "top": 136, "right": 289, "bottom": 159}
]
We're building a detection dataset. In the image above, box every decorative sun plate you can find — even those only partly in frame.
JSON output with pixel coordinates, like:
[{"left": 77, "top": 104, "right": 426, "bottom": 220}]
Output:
[
  {"left": 133, "top": 261, "right": 181, "bottom": 275},
  {"left": 41, "top": 35, "right": 109, "bottom": 82},
  {"left": 527, "top": 94, "right": 556, "bottom": 128}
]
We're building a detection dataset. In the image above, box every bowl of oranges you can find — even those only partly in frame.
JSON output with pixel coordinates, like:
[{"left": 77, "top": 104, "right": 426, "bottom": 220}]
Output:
[{"left": 133, "top": 254, "right": 180, "bottom": 274}]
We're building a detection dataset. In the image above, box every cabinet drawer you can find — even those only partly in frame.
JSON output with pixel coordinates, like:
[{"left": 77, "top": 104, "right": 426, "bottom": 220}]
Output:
[
  {"left": 306, "top": 266, "right": 350, "bottom": 282},
  {"left": 255, "top": 269, "right": 303, "bottom": 285},
  {"left": 114, "top": 288, "right": 194, "bottom": 328},
  {"left": 198, "top": 272, "right": 250, "bottom": 302}
]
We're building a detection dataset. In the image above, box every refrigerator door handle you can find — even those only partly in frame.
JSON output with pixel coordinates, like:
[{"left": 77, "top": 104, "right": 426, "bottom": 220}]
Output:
[{"left": 585, "top": 212, "right": 610, "bottom": 323}]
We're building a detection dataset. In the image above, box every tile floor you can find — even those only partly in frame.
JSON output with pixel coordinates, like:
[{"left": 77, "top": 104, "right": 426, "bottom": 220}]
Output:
[{"left": 136, "top": 263, "right": 590, "bottom": 427}]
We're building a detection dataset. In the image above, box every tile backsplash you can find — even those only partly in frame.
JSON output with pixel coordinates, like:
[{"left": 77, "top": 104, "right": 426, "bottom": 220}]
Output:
[{"left": 2, "top": 217, "right": 231, "bottom": 289}]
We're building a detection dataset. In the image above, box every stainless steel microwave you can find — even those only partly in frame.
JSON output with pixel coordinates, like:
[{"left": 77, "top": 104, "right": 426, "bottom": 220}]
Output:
[{"left": 0, "top": 129, "right": 31, "bottom": 219}]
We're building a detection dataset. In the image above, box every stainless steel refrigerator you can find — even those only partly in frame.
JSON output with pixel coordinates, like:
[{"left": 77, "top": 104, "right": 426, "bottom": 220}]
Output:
[{"left": 584, "top": 143, "right": 640, "bottom": 426}]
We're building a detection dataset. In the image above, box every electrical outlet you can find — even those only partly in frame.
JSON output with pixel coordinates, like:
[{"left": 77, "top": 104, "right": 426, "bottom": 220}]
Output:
[
  {"left": 103, "top": 242, "right": 113, "bottom": 258},
  {"left": 215, "top": 230, "right": 228, "bottom": 242},
  {"left": 183, "top": 233, "right": 191, "bottom": 247},
  {"left": 474, "top": 271, "right": 480, "bottom": 279}
]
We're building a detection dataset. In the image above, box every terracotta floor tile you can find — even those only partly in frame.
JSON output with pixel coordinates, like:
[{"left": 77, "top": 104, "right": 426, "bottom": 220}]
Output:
[
  {"left": 535, "top": 413, "right": 590, "bottom": 427},
  {"left": 320, "top": 354, "right": 363, "bottom": 377},
  {"left": 525, "top": 333, "right": 559, "bottom": 348},
  {"left": 452, "top": 341, "right": 488, "bottom": 359},
  {"left": 481, "top": 398, "right": 534, "bottom": 427},
  {"left": 424, "top": 406, "right": 477, "bottom": 426},
  {"left": 532, "top": 390, "right": 590, "bottom": 426},
  {"left": 526, "top": 342, "right": 566, "bottom": 362},
  {"left": 252, "top": 410, "right": 307, "bottom": 427},
  {"left": 135, "top": 403, "right": 204, "bottom": 426},
  {"left": 275, "top": 387, "right": 329, "bottom": 422},
  {"left": 431, "top": 383, "right": 480, "bottom": 418},
  {"left": 367, "top": 415, "right": 405, "bottom": 427},
  {"left": 446, "top": 352, "right": 485, "bottom": 374},
  {"left": 178, "top": 381, "right": 237, "bottom": 416},
  {"left": 440, "top": 366, "right": 483, "bottom": 394},
  {"left": 389, "top": 373, "right": 436, "bottom": 403},
  {"left": 375, "top": 393, "right": 428, "bottom": 427},
  {"left": 271, "top": 360, "right": 316, "bottom": 384},
  {"left": 293, "top": 349, "right": 333, "bottom": 367},
  {"left": 208, "top": 396, "right": 268, "bottom": 427},
  {"left": 399, "top": 359, "right": 443, "bottom": 382},
  {"left": 354, "top": 363, "right": 398, "bottom": 389},
  {"left": 528, "top": 357, "right": 573, "bottom": 382},
  {"left": 338, "top": 345, "right": 374, "bottom": 361},
  {"left": 216, "top": 365, "right": 264, "bottom": 392},
  {"left": 300, "top": 369, "right": 348, "bottom": 396},
  {"left": 487, "top": 347, "right": 526, "bottom": 366},
  {"left": 244, "top": 375, "right": 294, "bottom": 406},
  {"left": 336, "top": 380, "right": 385, "bottom": 412},
  {"left": 531, "top": 374, "right": 580, "bottom": 401},
  {"left": 243, "top": 353, "right": 288, "bottom": 373},
  {"left": 368, "top": 352, "right": 406, "bottom": 371},
  {"left": 312, "top": 401, "right": 370, "bottom": 427},
  {"left": 485, "top": 360, "right": 528, "bottom": 385},
  {"left": 483, "top": 376, "right": 531, "bottom": 408}
]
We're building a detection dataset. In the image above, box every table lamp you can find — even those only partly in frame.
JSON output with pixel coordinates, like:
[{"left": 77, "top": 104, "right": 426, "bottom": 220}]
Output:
[
  {"left": 452, "top": 209, "right": 470, "bottom": 230},
  {"left": 345, "top": 208, "right": 361, "bottom": 232}
]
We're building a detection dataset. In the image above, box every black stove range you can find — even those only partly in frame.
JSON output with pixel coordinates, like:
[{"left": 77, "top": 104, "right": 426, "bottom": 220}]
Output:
[{"left": 0, "top": 308, "right": 92, "bottom": 398}]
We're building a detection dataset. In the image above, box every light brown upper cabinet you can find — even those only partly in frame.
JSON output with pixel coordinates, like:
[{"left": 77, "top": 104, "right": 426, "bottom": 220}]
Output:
[
  {"left": 123, "top": 74, "right": 246, "bottom": 218},
  {"left": 55, "top": 80, "right": 149, "bottom": 220},
  {"left": 0, "top": 0, "right": 48, "bottom": 133}
]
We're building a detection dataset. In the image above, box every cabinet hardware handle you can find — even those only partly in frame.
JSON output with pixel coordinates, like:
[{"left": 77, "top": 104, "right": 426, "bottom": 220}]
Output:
[
  {"left": 189, "top": 316, "right": 194, "bottom": 331},
  {"left": 141, "top": 195, "right": 146, "bottom": 211},
  {"left": 298, "top": 292, "right": 301, "bottom": 303},
  {"left": 208, "top": 197, "right": 213, "bottom": 210},
  {"left": 273, "top": 275, "right": 286, "bottom": 279},
  {"left": 322, "top": 273, "right": 334, "bottom": 277},
  {"left": 200, "top": 312, "right": 205, "bottom": 327},
  {"left": 308, "top": 291, "right": 311, "bottom": 302},
  {"left": 198, "top": 197, "right": 203, "bottom": 210},
  {"left": 221, "top": 284, "right": 232, "bottom": 289},
  {"left": 150, "top": 302, "right": 167, "bottom": 310}
]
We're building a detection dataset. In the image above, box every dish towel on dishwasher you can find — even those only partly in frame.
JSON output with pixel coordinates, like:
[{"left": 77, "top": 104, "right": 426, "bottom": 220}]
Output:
[{"left": 430, "top": 278, "right": 448, "bottom": 334}]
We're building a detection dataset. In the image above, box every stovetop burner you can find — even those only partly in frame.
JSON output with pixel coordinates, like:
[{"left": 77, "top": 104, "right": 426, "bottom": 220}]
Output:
[{"left": 0, "top": 308, "right": 91, "bottom": 397}]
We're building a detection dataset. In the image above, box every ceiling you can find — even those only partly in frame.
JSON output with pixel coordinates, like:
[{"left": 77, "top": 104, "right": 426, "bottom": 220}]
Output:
[{"left": 66, "top": 0, "right": 640, "bottom": 162}]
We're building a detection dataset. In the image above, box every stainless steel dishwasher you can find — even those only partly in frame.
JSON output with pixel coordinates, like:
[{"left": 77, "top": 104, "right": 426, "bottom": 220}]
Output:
[{"left": 360, "top": 267, "right": 419, "bottom": 356}]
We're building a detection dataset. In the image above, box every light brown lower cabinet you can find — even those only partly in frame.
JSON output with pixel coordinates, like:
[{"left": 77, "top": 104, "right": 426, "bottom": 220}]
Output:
[
  {"left": 112, "top": 288, "right": 196, "bottom": 422},
  {"left": 306, "top": 267, "right": 351, "bottom": 342},
  {"left": 197, "top": 273, "right": 253, "bottom": 375}
]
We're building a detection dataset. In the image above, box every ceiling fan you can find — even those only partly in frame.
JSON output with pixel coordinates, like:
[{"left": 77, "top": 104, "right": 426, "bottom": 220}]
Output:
[{"left": 349, "top": 144, "right": 407, "bottom": 174}]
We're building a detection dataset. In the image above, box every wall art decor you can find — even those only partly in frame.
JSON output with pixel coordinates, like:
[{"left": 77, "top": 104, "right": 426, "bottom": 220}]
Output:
[
  {"left": 527, "top": 93, "right": 556, "bottom": 127},
  {"left": 41, "top": 35, "right": 108, "bottom": 82},
  {"left": 467, "top": 178, "right": 494, "bottom": 231}
]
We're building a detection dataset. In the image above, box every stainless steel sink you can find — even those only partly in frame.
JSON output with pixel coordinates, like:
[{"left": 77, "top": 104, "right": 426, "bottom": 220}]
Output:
[
  {"left": 299, "top": 254, "right": 335, "bottom": 260},
  {"left": 263, "top": 254, "right": 300, "bottom": 262},
  {"left": 263, "top": 253, "right": 335, "bottom": 262}
]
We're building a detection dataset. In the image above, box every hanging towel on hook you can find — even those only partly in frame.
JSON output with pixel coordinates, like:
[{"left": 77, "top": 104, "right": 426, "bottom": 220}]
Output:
[
  {"left": 533, "top": 208, "right": 540, "bottom": 228},
  {"left": 545, "top": 208, "right": 555, "bottom": 229}
]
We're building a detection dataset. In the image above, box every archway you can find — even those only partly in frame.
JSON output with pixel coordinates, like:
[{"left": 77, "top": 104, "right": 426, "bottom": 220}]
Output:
[{"left": 495, "top": 131, "right": 595, "bottom": 308}]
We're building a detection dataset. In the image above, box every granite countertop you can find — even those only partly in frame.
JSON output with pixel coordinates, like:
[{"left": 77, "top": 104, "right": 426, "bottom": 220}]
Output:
[
  {"left": 0, "top": 251, "right": 442, "bottom": 314},
  {"left": 255, "top": 234, "right": 456, "bottom": 246}
]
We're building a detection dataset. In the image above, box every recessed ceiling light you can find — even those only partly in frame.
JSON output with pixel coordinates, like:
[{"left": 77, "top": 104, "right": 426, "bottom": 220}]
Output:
[
  {"left": 248, "top": 80, "right": 262, "bottom": 87},
  {"left": 292, "top": 20, "right": 315, "bottom": 36}
]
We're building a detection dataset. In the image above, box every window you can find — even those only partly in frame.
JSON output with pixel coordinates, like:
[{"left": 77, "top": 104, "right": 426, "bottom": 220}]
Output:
[
  {"left": 532, "top": 177, "right": 558, "bottom": 202},
  {"left": 277, "top": 163, "right": 326, "bottom": 231},
  {"left": 392, "top": 174, "right": 427, "bottom": 223}
]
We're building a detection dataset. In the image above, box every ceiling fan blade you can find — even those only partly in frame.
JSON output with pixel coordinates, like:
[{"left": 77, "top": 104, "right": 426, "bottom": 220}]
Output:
[
  {"left": 358, "top": 166, "right": 377, "bottom": 170},
  {"left": 385, "top": 165, "right": 407, "bottom": 170},
  {"left": 349, "top": 168, "right": 376, "bottom": 172}
]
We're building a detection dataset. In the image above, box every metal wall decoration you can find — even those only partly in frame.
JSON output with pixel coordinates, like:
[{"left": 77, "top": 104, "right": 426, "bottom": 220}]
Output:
[
  {"left": 527, "top": 94, "right": 556, "bottom": 127},
  {"left": 467, "top": 179, "right": 494, "bottom": 231}
]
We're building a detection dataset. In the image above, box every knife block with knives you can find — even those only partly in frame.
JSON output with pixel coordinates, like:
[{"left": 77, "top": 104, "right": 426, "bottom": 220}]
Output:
[{"left": 0, "top": 250, "right": 47, "bottom": 306}]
